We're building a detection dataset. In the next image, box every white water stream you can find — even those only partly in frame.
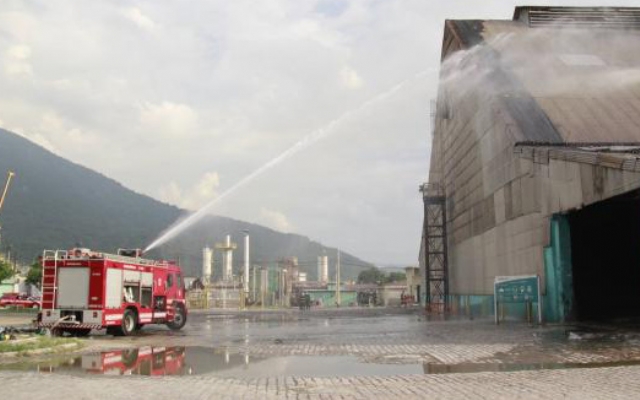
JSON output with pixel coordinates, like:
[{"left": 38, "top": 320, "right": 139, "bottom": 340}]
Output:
[{"left": 144, "top": 69, "right": 436, "bottom": 253}]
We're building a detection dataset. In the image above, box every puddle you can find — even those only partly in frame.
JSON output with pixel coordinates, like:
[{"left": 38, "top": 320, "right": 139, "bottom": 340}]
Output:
[
  {"left": 4, "top": 345, "right": 640, "bottom": 378},
  {"left": 0, "top": 346, "right": 421, "bottom": 377}
]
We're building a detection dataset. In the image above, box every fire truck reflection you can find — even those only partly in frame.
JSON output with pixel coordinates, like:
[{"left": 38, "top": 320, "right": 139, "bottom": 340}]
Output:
[
  {"left": 81, "top": 346, "right": 190, "bottom": 376},
  {"left": 27, "top": 346, "right": 258, "bottom": 376}
]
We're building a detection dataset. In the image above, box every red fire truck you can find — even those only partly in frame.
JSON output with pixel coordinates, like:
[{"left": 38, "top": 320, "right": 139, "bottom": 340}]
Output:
[{"left": 39, "top": 248, "right": 187, "bottom": 336}]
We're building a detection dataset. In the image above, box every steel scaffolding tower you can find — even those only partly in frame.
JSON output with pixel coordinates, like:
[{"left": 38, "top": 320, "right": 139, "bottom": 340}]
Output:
[{"left": 419, "top": 182, "right": 449, "bottom": 314}]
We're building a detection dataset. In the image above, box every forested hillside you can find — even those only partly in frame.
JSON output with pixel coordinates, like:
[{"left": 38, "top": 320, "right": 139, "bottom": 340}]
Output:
[{"left": 0, "top": 128, "right": 371, "bottom": 279}]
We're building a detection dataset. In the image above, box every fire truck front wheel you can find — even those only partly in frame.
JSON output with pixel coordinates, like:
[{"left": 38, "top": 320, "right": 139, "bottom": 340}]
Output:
[{"left": 167, "top": 304, "right": 187, "bottom": 331}]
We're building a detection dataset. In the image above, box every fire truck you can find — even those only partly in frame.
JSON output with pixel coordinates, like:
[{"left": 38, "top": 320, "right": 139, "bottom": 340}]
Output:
[{"left": 39, "top": 248, "right": 187, "bottom": 336}]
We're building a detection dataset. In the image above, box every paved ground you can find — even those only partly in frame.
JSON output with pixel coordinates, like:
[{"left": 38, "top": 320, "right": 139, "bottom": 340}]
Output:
[{"left": 3, "top": 308, "right": 640, "bottom": 398}]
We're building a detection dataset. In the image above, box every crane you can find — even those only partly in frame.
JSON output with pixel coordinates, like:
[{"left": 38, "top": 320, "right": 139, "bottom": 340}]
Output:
[
  {"left": 0, "top": 170, "right": 15, "bottom": 216},
  {"left": 0, "top": 171, "right": 15, "bottom": 246}
]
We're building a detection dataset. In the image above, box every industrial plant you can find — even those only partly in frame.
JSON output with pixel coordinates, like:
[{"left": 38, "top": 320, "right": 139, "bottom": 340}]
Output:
[
  {"left": 188, "top": 233, "right": 411, "bottom": 309},
  {"left": 420, "top": 6, "right": 640, "bottom": 322}
]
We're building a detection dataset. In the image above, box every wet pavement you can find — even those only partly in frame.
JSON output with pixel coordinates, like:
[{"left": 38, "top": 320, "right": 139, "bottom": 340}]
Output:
[{"left": 3, "top": 308, "right": 640, "bottom": 398}]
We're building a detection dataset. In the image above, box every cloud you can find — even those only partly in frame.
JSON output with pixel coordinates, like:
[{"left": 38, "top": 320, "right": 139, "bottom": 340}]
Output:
[
  {"left": 27, "top": 133, "right": 57, "bottom": 154},
  {"left": 159, "top": 171, "right": 220, "bottom": 210},
  {"left": 193, "top": 172, "right": 221, "bottom": 205},
  {"left": 4, "top": 44, "right": 33, "bottom": 77},
  {"left": 139, "top": 102, "right": 199, "bottom": 138},
  {"left": 121, "top": 7, "right": 157, "bottom": 31},
  {"left": 158, "top": 181, "right": 183, "bottom": 208},
  {"left": 6, "top": 45, "right": 30, "bottom": 60},
  {"left": 36, "top": 111, "right": 96, "bottom": 147},
  {"left": 341, "top": 65, "right": 364, "bottom": 89},
  {"left": 259, "top": 208, "right": 294, "bottom": 232}
]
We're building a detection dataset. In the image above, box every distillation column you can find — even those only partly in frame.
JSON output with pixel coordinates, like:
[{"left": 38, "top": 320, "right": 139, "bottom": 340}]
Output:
[
  {"left": 202, "top": 246, "right": 213, "bottom": 284},
  {"left": 215, "top": 235, "right": 237, "bottom": 282}
]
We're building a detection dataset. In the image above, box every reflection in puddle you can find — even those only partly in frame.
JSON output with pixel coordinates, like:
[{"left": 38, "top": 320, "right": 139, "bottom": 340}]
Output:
[
  {"left": 4, "top": 347, "right": 192, "bottom": 376},
  {"left": 4, "top": 345, "right": 640, "bottom": 378},
  {"left": 0, "top": 347, "right": 421, "bottom": 377}
]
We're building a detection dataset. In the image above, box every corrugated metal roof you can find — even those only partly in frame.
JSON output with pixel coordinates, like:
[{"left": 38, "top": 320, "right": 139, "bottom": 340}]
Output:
[{"left": 514, "top": 7, "right": 640, "bottom": 29}]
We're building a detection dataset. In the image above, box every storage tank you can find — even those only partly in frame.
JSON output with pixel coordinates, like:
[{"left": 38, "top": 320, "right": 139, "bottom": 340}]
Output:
[
  {"left": 202, "top": 247, "right": 213, "bottom": 284},
  {"left": 318, "top": 255, "right": 329, "bottom": 283}
]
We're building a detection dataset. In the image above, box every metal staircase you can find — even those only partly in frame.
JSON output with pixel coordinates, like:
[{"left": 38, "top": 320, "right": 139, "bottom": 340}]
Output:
[{"left": 419, "top": 183, "right": 449, "bottom": 314}]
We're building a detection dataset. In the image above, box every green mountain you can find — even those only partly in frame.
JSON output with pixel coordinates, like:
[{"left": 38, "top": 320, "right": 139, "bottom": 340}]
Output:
[{"left": 0, "top": 128, "right": 372, "bottom": 280}]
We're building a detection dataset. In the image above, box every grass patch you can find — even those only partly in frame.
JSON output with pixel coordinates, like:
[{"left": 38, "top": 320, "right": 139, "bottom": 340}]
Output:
[
  {"left": 0, "top": 337, "right": 80, "bottom": 354},
  {"left": 0, "top": 307, "right": 39, "bottom": 315}
]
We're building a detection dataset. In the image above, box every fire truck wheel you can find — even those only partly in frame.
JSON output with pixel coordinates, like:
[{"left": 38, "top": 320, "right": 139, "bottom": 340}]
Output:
[
  {"left": 167, "top": 304, "right": 186, "bottom": 331},
  {"left": 121, "top": 349, "right": 139, "bottom": 367},
  {"left": 120, "top": 309, "right": 138, "bottom": 336}
]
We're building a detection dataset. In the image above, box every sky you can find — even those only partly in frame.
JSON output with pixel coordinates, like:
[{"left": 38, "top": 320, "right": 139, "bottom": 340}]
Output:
[{"left": 0, "top": 0, "right": 637, "bottom": 265}]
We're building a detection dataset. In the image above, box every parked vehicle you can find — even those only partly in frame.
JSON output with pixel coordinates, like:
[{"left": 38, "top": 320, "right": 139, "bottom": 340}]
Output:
[
  {"left": 0, "top": 292, "right": 40, "bottom": 308},
  {"left": 39, "top": 248, "right": 187, "bottom": 336}
]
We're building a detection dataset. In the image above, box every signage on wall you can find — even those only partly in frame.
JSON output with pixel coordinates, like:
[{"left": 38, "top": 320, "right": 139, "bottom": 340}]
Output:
[{"left": 494, "top": 275, "right": 542, "bottom": 324}]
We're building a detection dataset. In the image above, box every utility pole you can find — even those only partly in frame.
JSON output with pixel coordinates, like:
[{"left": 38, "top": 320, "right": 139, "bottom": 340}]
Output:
[
  {"left": 260, "top": 267, "right": 267, "bottom": 309},
  {"left": 281, "top": 269, "right": 287, "bottom": 307},
  {"left": 336, "top": 250, "right": 341, "bottom": 307},
  {"left": 252, "top": 266, "right": 257, "bottom": 302},
  {"left": 243, "top": 230, "right": 250, "bottom": 307}
]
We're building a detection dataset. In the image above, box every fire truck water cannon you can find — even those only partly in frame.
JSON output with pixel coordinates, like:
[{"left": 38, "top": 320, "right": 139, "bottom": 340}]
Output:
[{"left": 39, "top": 247, "right": 188, "bottom": 337}]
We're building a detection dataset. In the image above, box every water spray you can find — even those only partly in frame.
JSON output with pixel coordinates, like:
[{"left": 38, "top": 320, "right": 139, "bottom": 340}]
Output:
[{"left": 144, "top": 69, "right": 437, "bottom": 252}]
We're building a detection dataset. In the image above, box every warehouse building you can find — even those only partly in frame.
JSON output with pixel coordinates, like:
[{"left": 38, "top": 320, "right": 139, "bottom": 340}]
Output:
[{"left": 420, "top": 6, "right": 640, "bottom": 321}]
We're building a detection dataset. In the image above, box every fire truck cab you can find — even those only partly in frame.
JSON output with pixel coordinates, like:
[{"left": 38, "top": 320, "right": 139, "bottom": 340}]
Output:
[{"left": 40, "top": 248, "right": 187, "bottom": 336}]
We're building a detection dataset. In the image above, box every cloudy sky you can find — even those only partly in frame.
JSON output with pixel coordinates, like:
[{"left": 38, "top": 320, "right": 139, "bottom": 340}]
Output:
[{"left": 0, "top": 0, "right": 636, "bottom": 265}]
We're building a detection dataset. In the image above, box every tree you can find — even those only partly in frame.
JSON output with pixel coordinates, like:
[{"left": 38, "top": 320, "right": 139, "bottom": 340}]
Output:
[
  {"left": 26, "top": 261, "right": 42, "bottom": 289},
  {"left": 357, "top": 267, "right": 387, "bottom": 284},
  {"left": 386, "top": 272, "right": 406, "bottom": 283},
  {"left": 0, "top": 259, "right": 14, "bottom": 283}
]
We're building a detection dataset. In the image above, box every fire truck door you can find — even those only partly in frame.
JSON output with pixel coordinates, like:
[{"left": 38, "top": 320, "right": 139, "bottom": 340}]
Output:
[
  {"left": 154, "top": 274, "right": 167, "bottom": 311},
  {"left": 166, "top": 272, "right": 177, "bottom": 300}
]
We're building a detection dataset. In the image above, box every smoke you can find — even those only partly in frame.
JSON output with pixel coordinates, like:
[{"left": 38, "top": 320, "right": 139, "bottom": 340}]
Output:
[
  {"left": 439, "top": 23, "right": 640, "bottom": 102},
  {"left": 434, "top": 20, "right": 640, "bottom": 146}
]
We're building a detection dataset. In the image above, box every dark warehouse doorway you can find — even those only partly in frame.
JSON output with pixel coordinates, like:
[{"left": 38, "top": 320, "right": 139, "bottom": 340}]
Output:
[{"left": 568, "top": 189, "right": 640, "bottom": 321}]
